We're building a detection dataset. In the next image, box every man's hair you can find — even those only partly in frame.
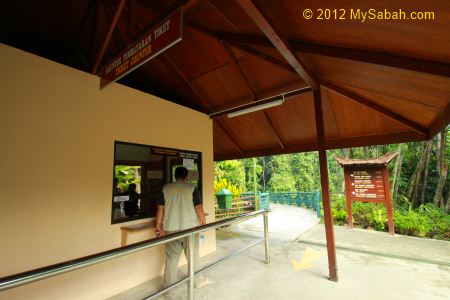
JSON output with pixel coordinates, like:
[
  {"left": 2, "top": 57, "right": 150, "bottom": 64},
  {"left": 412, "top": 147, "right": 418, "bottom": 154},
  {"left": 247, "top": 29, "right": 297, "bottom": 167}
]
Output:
[
  {"left": 128, "top": 183, "right": 136, "bottom": 191},
  {"left": 175, "top": 166, "right": 189, "bottom": 179}
]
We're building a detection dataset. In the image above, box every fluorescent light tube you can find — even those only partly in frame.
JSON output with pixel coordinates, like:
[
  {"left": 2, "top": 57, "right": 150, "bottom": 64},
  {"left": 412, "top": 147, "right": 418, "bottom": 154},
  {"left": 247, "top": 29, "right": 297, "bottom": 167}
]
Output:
[{"left": 227, "top": 99, "right": 284, "bottom": 118}]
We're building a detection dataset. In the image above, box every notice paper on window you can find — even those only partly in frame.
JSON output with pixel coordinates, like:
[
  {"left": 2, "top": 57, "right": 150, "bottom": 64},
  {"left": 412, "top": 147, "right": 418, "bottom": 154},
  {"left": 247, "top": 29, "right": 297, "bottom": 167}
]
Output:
[
  {"left": 183, "top": 158, "right": 195, "bottom": 170},
  {"left": 114, "top": 195, "right": 129, "bottom": 202}
]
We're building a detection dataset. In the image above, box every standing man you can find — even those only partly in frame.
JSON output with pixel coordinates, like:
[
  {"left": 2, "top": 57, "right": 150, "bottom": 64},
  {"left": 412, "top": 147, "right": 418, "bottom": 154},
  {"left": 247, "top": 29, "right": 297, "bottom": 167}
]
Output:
[{"left": 155, "top": 166, "right": 211, "bottom": 290}]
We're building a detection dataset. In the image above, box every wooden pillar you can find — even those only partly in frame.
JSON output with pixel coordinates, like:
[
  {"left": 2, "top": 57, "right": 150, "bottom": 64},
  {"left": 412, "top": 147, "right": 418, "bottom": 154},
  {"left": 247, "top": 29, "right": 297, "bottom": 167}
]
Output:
[
  {"left": 343, "top": 168, "right": 354, "bottom": 228},
  {"left": 382, "top": 166, "right": 395, "bottom": 235},
  {"left": 313, "top": 89, "right": 338, "bottom": 282}
]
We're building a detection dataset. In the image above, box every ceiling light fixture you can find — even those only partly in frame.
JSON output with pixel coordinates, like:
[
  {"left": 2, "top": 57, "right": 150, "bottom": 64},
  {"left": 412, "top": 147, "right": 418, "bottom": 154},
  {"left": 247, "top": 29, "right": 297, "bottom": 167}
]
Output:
[
  {"left": 227, "top": 95, "right": 285, "bottom": 118},
  {"left": 208, "top": 87, "right": 311, "bottom": 119}
]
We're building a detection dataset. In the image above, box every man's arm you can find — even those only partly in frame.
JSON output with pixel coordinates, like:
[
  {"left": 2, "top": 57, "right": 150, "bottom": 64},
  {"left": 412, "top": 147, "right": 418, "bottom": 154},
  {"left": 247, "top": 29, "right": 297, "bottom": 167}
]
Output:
[
  {"left": 194, "top": 204, "right": 206, "bottom": 225},
  {"left": 155, "top": 205, "right": 164, "bottom": 236},
  {"left": 192, "top": 187, "right": 206, "bottom": 225}
]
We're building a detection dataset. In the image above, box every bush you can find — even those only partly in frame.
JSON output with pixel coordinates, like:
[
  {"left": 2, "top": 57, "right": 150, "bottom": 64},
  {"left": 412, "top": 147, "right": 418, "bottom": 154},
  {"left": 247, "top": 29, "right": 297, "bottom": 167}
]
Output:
[
  {"left": 394, "top": 209, "right": 430, "bottom": 237},
  {"left": 328, "top": 196, "right": 450, "bottom": 241}
]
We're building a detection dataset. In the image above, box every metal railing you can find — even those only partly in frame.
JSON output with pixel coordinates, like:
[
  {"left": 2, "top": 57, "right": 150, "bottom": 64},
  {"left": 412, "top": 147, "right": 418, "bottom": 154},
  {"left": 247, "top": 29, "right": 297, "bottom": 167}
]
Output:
[{"left": 0, "top": 210, "right": 270, "bottom": 300}]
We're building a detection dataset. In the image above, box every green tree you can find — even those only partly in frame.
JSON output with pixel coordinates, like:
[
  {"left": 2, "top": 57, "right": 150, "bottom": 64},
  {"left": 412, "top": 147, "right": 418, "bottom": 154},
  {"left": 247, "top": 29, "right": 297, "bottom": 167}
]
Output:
[
  {"left": 243, "top": 158, "right": 262, "bottom": 192},
  {"left": 267, "top": 155, "right": 296, "bottom": 192},
  {"left": 214, "top": 160, "right": 246, "bottom": 190},
  {"left": 291, "top": 152, "right": 320, "bottom": 191}
]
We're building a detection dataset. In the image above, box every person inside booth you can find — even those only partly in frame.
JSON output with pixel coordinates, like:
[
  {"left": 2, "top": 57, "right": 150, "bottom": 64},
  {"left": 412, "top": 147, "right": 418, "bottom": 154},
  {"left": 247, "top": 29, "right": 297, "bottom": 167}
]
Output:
[{"left": 124, "top": 183, "right": 140, "bottom": 217}]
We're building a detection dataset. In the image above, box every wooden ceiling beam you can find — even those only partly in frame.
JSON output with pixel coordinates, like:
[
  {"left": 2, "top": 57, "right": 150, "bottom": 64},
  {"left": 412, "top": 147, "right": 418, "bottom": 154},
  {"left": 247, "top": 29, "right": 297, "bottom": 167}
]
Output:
[
  {"left": 134, "top": 1, "right": 296, "bottom": 75},
  {"left": 133, "top": 0, "right": 295, "bottom": 152},
  {"left": 161, "top": 54, "right": 211, "bottom": 113},
  {"left": 74, "top": 0, "right": 97, "bottom": 44},
  {"left": 263, "top": 112, "right": 286, "bottom": 150},
  {"left": 321, "top": 80, "right": 429, "bottom": 137},
  {"left": 235, "top": 0, "right": 318, "bottom": 89},
  {"left": 206, "top": 0, "right": 239, "bottom": 32},
  {"left": 214, "top": 131, "right": 427, "bottom": 161},
  {"left": 220, "top": 32, "right": 450, "bottom": 78},
  {"left": 161, "top": 54, "right": 247, "bottom": 155},
  {"left": 102, "top": 0, "right": 127, "bottom": 49},
  {"left": 92, "top": 0, "right": 127, "bottom": 74},
  {"left": 215, "top": 121, "right": 245, "bottom": 155},
  {"left": 127, "top": 0, "right": 135, "bottom": 44},
  {"left": 223, "top": 42, "right": 257, "bottom": 99},
  {"left": 94, "top": 0, "right": 200, "bottom": 75},
  {"left": 133, "top": 0, "right": 200, "bottom": 40},
  {"left": 429, "top": 100, "right": 450, "bottom": 137},
  {"left": 223, "top": 42, "right": 286, "bottom": 150},
  {"left": 228, "top": 43, "right": 295, "bottom": 74},
  {"left": 219, "top": 32, "right": 271, "bottom": 47},
  {"left": 214, "top": 140, "right": 317, "bottom": 161},
  {"left": 293, "top": 41, "right": 450, "bottom": 78},
  {"left": 90, "top": 0, "right": 100, "bottom": 66}
]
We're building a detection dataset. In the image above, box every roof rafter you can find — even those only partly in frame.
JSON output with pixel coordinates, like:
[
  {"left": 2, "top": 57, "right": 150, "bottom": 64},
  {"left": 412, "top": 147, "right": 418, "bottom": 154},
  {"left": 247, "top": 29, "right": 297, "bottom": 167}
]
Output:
[
  {"left": 134, "top": 1, "right": 296, "bottom": 76},
  {"left": 74, "top": 0, "right": 97, "bottom": 44},
  {"left": 228, "top": 43, "right": 295, "bottom": 74},
  {"left": 126, "top": 0, "right": 135, "bottom": 44},
  {"left": 93, "top": 0, "right": 200, "bottom": 75},
  {"left": 429, "top": 100, "right": 450, "bottom": 137},
  {"left": 161, "top": 54, "right": 211, "bottom": 112},
  {"left": 220, "top": 32, "right": 450, "bottom": 78},
  {"left": 92, "top": 0, "right": 127, "bottom": 74},
  {"left": 235, "top": 0, "right": 318, "bottom": 89},
  {"left": 215, "top": 131, "right": 427, "bottom": 161},
  {"left": 161, "top": 54, "right": 247, "bottom": 155},
  {"left": 215, "top": 121, "right": 245, "bottom": 155},
  {"left": 224, "top": 42, "right": 286, "bottom": 150},
  {"left": 101, "top": 0, "right": 127, "bottom": 49},
  {"left": 133, "top": 0, "right": 200, "bottom": 40},
  {"left": 321, "top": 80, "right": 429, "bottom": 137}
]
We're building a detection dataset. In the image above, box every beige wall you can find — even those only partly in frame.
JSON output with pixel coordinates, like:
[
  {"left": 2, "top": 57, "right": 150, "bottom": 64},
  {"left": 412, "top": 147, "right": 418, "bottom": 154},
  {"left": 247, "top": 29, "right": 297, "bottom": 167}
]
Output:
[{"left": 0, "top": 44, "right": 215, "bottom": 299}]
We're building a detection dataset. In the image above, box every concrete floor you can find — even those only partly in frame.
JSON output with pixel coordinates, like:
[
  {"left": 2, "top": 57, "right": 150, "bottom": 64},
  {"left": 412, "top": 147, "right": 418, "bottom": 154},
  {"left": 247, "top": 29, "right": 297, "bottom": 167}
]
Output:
[{"left": 109, "top": 205, "right": 450, "bottom": 300}]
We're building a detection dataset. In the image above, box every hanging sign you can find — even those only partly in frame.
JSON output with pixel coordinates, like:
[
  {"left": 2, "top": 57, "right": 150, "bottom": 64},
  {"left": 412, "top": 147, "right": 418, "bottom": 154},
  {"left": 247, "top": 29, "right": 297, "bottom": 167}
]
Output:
[{"left": 100, "top": 8, "right": 183, "bottom": 89}]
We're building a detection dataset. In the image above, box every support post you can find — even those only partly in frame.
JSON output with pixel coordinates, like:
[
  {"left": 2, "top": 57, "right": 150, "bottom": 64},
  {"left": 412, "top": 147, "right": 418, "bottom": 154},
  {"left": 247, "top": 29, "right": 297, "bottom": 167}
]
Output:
[
  {"left": 343, "top": 168, "right": 354, "bottom": 228},
  {"left": 382, "top": 166, "right": 395, "bottom": 235},
  {"left": 313, "top": 89, "right": 338, "bottom": 282},
  {"left": 263, "top": 212, "right": 270, "bottom": 264},
  {"left": 188, "top": 234, "right": 195, "bottom": 300},
  {"left": 253, "top": 157, "right": 258, "bottom": 210}
]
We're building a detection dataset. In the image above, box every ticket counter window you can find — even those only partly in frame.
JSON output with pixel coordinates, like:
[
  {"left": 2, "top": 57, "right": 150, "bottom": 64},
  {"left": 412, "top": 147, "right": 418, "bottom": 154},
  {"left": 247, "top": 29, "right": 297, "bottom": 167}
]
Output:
[{"left": 112, "top": 142, "right": 202, "bottom": 224}]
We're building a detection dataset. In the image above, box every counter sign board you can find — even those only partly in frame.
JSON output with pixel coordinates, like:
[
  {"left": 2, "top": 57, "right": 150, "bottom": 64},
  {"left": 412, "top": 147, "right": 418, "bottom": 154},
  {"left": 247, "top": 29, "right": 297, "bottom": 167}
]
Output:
[
  {"left": 100, "top": 8, "right": 183, "bottom": 89},
  {"left": 336, "top": 152, "right": 399, "bottom": 235}
]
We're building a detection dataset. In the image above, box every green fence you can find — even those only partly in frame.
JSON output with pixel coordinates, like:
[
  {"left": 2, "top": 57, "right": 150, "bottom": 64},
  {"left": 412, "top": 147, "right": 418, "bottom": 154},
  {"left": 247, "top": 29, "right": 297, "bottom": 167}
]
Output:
[
  {"left": 215, "top": 191, "right": 320, "bottom": 219},
  {"left": 270, "top": 192, "right": 321, "bottom": 218},
  {"left": 240, "top": 192, "right": 270, "bottom": 211}
]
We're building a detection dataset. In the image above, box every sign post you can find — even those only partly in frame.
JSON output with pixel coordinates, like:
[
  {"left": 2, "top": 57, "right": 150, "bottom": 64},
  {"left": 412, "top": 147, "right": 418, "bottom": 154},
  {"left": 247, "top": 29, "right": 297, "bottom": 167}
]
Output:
[
  {"left": 337, "top": 152, "right": 398, "bottom": 235},
  {"left": 99, "top": 8, "right": 183, "bottom": 89}
]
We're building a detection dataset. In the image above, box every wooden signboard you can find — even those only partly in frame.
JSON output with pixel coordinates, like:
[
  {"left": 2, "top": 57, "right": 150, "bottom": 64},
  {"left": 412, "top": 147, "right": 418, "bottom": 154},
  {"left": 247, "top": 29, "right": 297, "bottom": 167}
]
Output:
[
  {"left": 344, "top": 166, "right": 395, "bottom": 234},
  {"left": 99, "top": 8, "right": 183, "bottom": 89}
]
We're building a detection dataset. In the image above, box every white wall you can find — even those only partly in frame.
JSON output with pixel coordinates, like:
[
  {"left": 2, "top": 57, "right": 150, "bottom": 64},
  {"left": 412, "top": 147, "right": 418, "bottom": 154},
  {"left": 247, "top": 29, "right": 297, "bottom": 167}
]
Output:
[{"left": 0, "top": 44, "right": 215, "bottom": 299}]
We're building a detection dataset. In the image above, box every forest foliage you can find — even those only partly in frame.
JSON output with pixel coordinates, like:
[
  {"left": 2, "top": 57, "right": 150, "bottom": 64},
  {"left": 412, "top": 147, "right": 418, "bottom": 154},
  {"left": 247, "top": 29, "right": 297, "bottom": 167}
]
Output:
[{"left": 214, "top": 128, "right": 450, "bottom": 240}]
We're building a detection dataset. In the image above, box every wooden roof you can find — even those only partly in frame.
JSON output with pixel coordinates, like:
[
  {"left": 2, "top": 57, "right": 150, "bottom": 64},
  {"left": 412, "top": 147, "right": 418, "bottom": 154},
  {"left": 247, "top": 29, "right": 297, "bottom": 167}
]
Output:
[
  {"left": 335, "top": 152, "right": 399, "bottom": 167},
  {"left": 1, "top": 0, "right": 449, "bottom": 161}
]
